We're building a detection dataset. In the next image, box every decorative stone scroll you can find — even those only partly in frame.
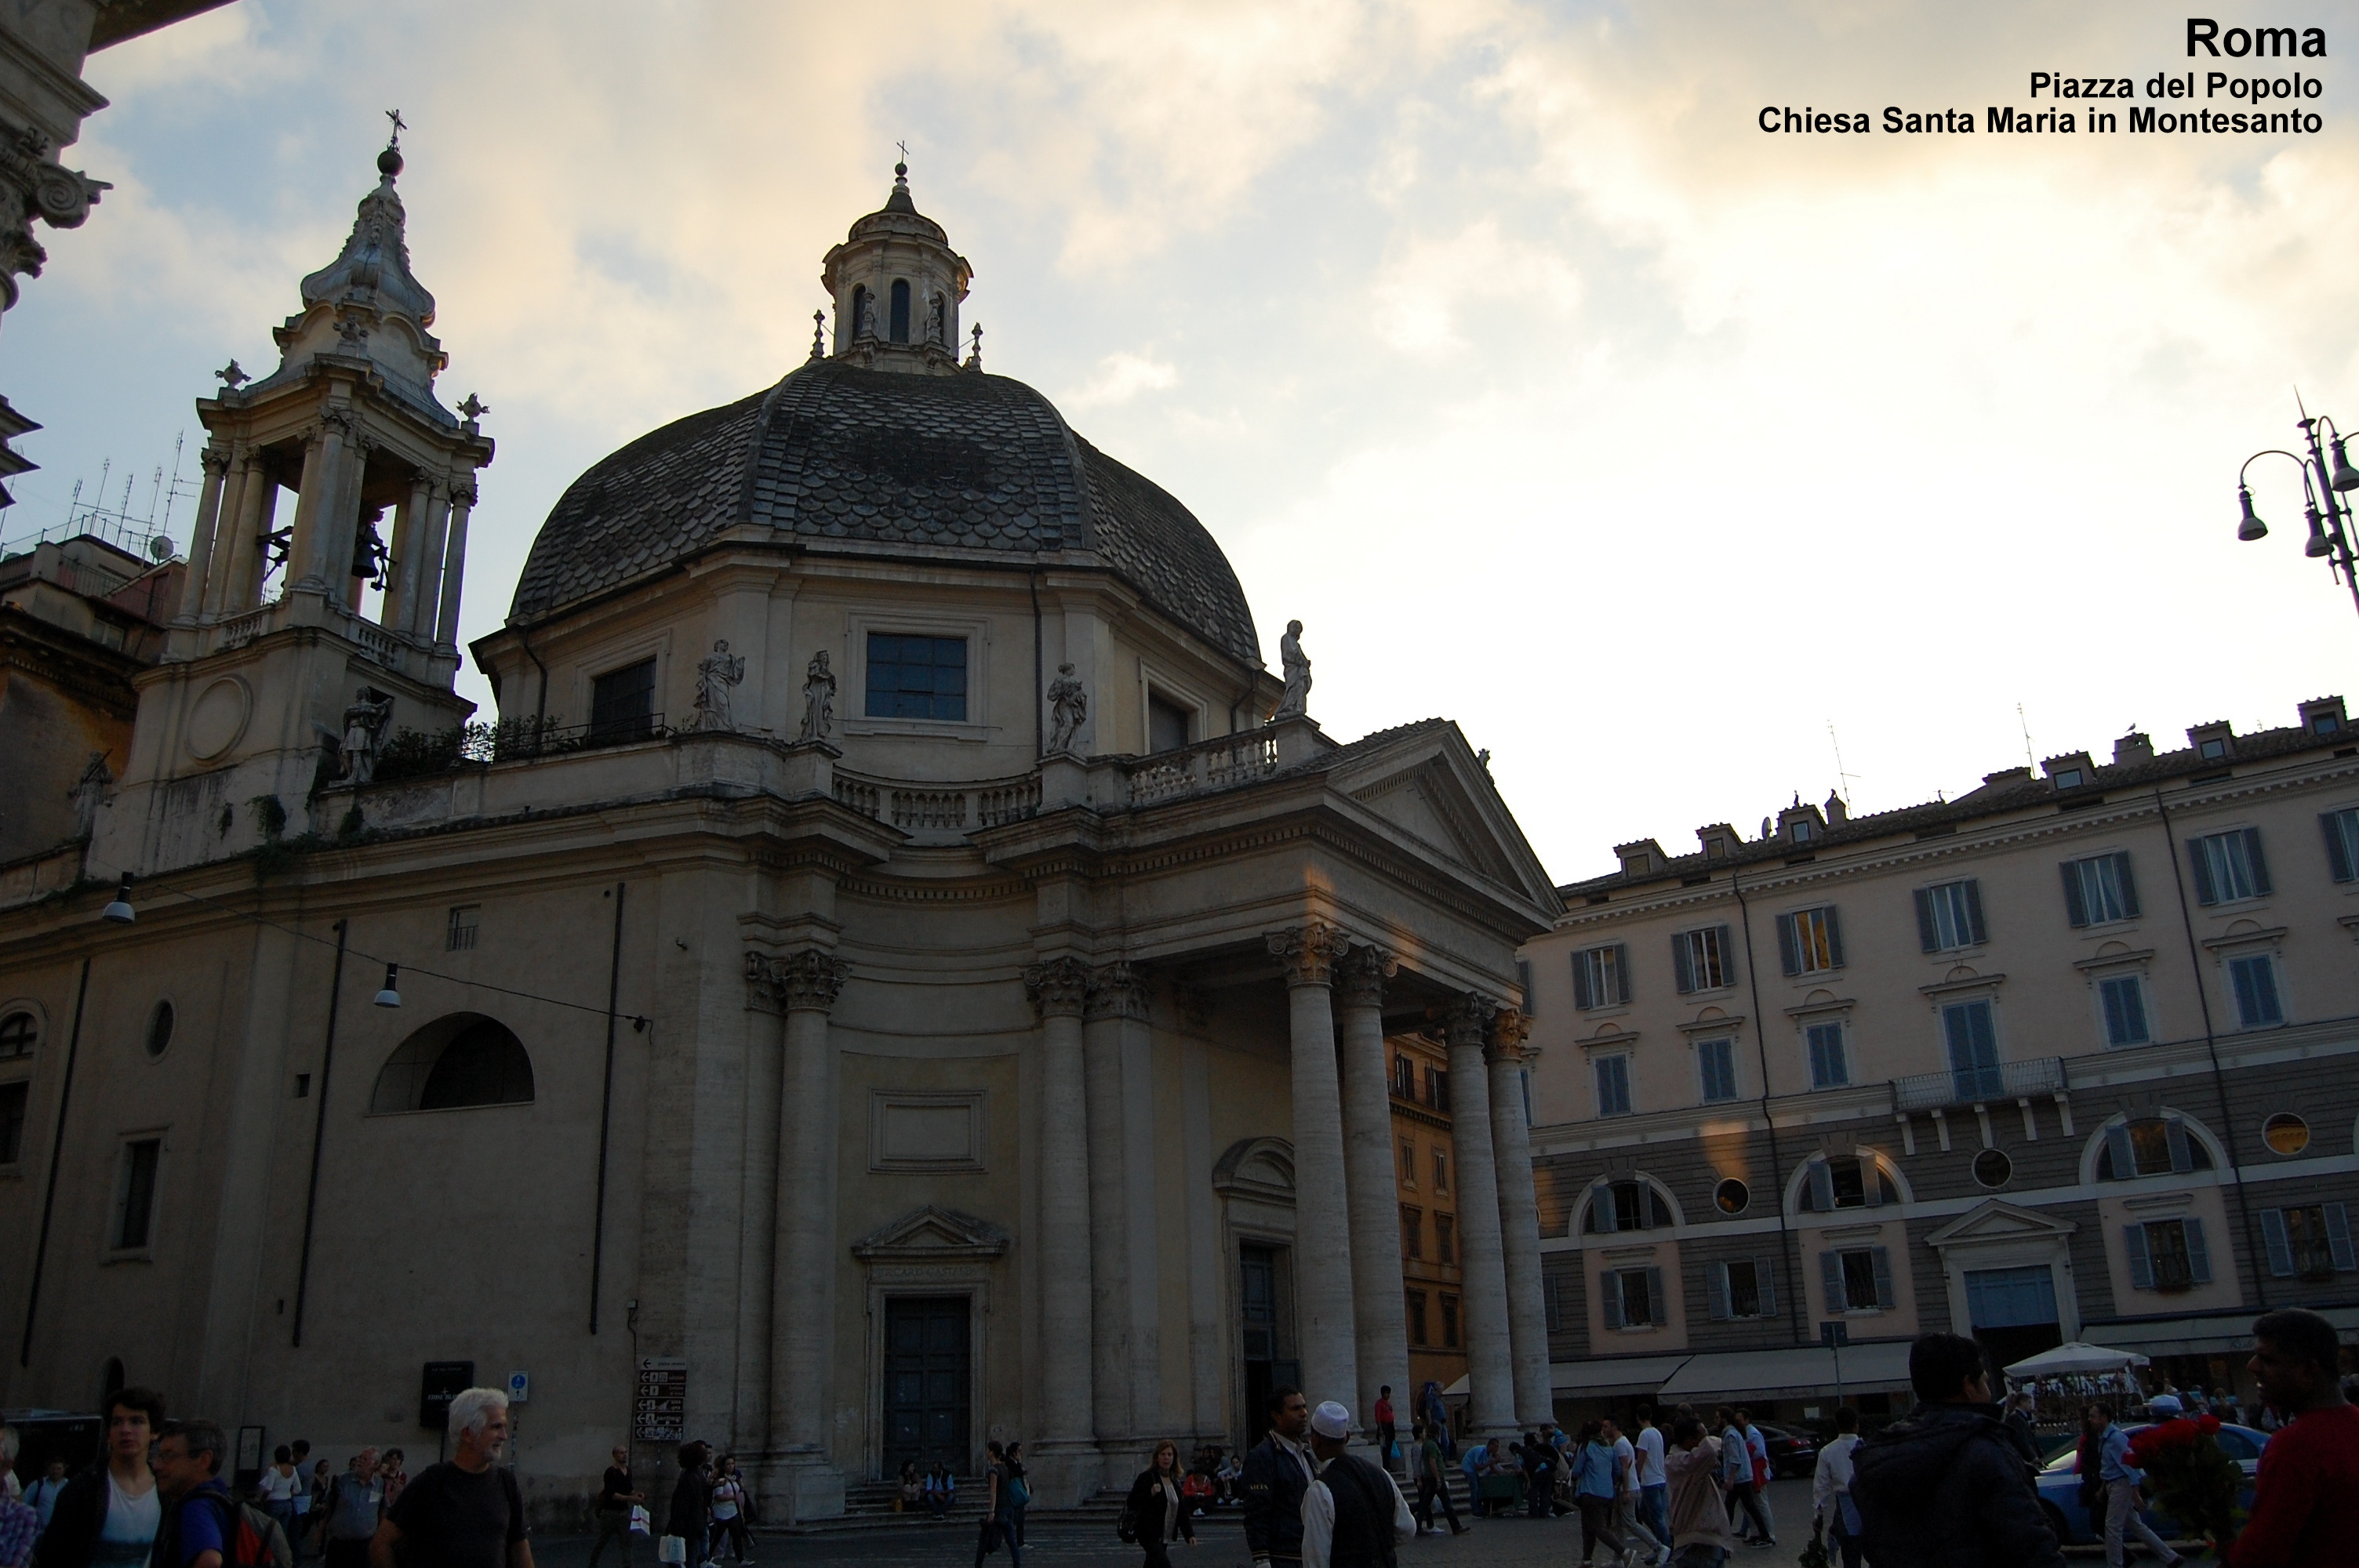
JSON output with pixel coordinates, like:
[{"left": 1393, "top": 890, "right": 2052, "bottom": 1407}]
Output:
[
  {"left": 1023, "top": 956, "right": 1092, "bottom": 1018},
  {"left": 1332, "top": 945, "right": 1397, "bottom": 1010},
  {"left": 1487, "top": 1006, "right": 1536, "bottom": 1065},
  {"left": 1267, "top": 923, "right": 1351, "bottom": 989},
  {"left": 1443, "top": 992, "right": 1499, "bottom": 1049},
  {"left": 747, "top": 949, "right": 852, "bottom": 1014},
  {"left": 1085, "top": 961, "right": 1147, "bottom": 1022}
]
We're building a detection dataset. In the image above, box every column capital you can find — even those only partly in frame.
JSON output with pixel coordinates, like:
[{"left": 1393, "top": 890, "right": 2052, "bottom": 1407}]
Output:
[
  {"left": 1024, "top": 956, "right": 1092, "bottom": 1018},
  {"left": 320, "top": 406, "right": 361, "bottom": 439},
  {"left": 200, "top": 445, "right": 233, "bottom": 477},
  {"left": 1267, "top": 922, "right": 1351, "bottom": 988},
  {"left": 1485, "top": 1007, "right": 1536, "bottom": 1065},
  {"left": 449, "top": 481, "right": 480, "bottom": 508},
  {"left": 1085, "top": 960, "right": 1147, "bottom": 1022},
  {"left": 1332, "top": 944, "right": 1396, "bottom": 1010},
  {"left": 1443, "top": 993, "right": 1499, "bottom": 1048},
  {"left": 749, "top": 949, "right": 852, "bottom": 1013}
]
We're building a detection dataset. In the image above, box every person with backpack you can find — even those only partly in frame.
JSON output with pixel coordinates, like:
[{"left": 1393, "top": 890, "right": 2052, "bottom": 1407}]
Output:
[
  {"left": 1119, "top": 1441, "right": 1194, "bottom": 1568},
  {"left": 1299, "top": 1403, "right": 1412, "bottom": 1568},
  {"left": 370, "top": 1388, "right": 533, "bottom": 1568},
  {"left": 1001, "top": 1443, "right": 1030, "bottom": 1545},
  {"left": 1850, "top": 1334, "right": 2065, "bottom": 1568},
  {"left": 149, "top": 1419, "right": 293, "bottom": 1568}
]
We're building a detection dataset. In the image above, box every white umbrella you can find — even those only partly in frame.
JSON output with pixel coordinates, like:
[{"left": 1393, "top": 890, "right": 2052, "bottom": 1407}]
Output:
[{"left": 2003, "top": 1341, "right": 2153, "bottom": 1378}]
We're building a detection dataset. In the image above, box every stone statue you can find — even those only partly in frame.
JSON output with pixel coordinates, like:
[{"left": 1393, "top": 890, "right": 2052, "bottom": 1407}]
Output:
[
  {"left": 858, "top": 292, "right": 879, "bottom": 340},
  {"left": 693, "top": 638, "right": 746, "bottom": 731},
  {"left": 339, "top": 687, "right": 395, "bottom": 783},
  {"left": 798, "top": 650, "right": 838, "bottom": 742},
  {"left": 929, "top": 293, "right": 947, "bottom": 346},
  {"left": 1276, "top": 619, "right": 1312, "bottom": 719},
  {"left": 67, "top": 750, "right": 111, "bottom": 838},
  {"left": 1046, "top": 662, "right": 1088, "bottom": 753}
]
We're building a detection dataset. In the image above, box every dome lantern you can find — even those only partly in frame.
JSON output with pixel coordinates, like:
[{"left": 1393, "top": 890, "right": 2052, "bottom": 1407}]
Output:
[{"left": 820, "top": 160, "right": 972, "bottom": 374}]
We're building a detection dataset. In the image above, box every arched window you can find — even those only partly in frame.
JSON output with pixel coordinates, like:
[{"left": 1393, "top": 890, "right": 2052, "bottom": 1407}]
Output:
[
  {"left": 2096, "top": 1115, "right": 2216, "bottom": 1180},
  {"left": 889, "top": 278, "right": 911, "bottom": 343},
  {"left": 371, "top": 1014, "right": 534, "bottom": 1113},
  {"left": 1583, "top": 1176, "right": 1677, "bottom": 1233},
  {"left": 0, "top": 1010, "right": 35, "bottom": 1058},
  {"left": 1796, "top": 1152, "right": 1901, "bottom": 1212},
  {"left": 850, "top": 284, "right": 871, "bottom": 339}
]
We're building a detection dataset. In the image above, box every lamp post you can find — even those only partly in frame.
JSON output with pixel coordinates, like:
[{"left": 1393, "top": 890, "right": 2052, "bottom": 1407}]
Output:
[{"left": 2235, "top": 398, "right": 2359, "bottom": 619}]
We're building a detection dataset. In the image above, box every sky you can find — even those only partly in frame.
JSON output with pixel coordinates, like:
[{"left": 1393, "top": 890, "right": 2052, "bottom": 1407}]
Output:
[{"left": 6, "top": 1, "right": 2357, "bottom": 885}]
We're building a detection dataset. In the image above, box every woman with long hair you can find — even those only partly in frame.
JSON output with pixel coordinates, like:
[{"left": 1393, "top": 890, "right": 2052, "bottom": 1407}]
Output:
[
  {"left": 973, "top": 1441, "right": 1023, "bottom": 1568},
  {"left": 1569, "top": 1421, "right": 1627, "bottom": 1564},
  {"left": 1121, "top": 1440, "right": 1197, "bottom": 1568},
  {"left": 708, "top": 1454, "right": 753, "bottom": 1563}
]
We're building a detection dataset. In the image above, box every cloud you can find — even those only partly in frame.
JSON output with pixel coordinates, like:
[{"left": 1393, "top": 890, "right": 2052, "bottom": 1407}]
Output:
[{"left": 1060, "top": 350, "right": 1180, "bottom": 409}]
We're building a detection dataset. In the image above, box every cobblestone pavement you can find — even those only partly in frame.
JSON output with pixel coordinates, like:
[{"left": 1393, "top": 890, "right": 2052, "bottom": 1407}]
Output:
[{"left": 528, "top": 1476, "right": 1826, "bottom": 1568}]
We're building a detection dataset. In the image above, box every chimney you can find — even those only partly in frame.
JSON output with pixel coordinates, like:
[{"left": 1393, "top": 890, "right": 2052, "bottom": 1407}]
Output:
[
  {"left": 1824, "top": 792, "right": 1848, "bottom": 826},
  {"left": 2114, "top": 731, "right": 2154, "bottom": 766}
]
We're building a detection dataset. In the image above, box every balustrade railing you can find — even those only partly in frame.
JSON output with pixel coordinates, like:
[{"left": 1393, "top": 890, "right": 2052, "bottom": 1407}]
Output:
[
  {"left": 1889, "top": 1054, "right": 2066, "bottom": 1114},
  {"left": 830, "top": 769, "right": 1042, "bottom": 833},
  {"left": 1122, "top": 730, "right": 1280, "bottom": 806}
]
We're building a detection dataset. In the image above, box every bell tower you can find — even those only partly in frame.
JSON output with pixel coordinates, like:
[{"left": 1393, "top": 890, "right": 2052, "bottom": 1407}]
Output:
[
  {"left": 820, "top": 161, "right": 973, "bottom": 374},
  {"left": 97, "top": 129, "right": 494, "bottom": 874}
]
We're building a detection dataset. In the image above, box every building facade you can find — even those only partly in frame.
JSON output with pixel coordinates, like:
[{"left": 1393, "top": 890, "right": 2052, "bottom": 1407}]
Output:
[
  {"left": 1389, "top": 1029, "right": 1467, "bottom": 1414},
  {"left": 1521, "top": 700, "right": 2359, "bottom": 1422},
  {"left": 0, "top": 151, "right": 1561, "bottom": 1520}
]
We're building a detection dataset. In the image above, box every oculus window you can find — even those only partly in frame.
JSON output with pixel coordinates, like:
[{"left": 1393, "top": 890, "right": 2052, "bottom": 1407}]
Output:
[
  {"left": 372, "top": 1013, "right": 536, "bottom": 1112},
  {"left": 865, "top": 633, "right": 968, "bottom": 721},
  {"left": 1714, "top": 1178, "right": 1751, "bottom": 1216},
  {"left": 2263, "top": 1113, "right": 2310, "bottom": 1156}
]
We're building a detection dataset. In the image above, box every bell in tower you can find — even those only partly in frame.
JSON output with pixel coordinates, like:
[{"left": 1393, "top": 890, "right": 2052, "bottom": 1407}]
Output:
[{"left": 101, "top": 125, "right": 493, "bottom": 874}]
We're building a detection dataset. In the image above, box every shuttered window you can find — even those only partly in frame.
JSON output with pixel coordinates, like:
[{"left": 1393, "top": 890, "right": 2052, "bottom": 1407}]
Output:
[
  {"left": 1915, "top": 879, "right": 1988, "bottom": 951},
  {"left": 1572, "top": 944, "right": 1630, "bottom": 1010},
  {"left": 2187, "top": 828, "right": 2271, "bottom": 906},
  {"left": 1672, "top": 926, "right": 1731, "bottom": 993},
  {"left": 1805, "top": 1022, "right": 1849, "bottom": 1089},
  {"left": 1819, "top": 1247, "right": 1894, "bottom": 1312},
  {"left": 1776, "top": 906, "right": 1844, "bottom": 975},
  {"left": 2125, "top": 1217, "right": 2211, "bottom": 1291},
  {"left": 2229, "top": 953, "right": 2285, "bottom": 1029},
  {"left": 2321, "top": 808, "right": 2359, "bottom": 883},
  {"left": 2262, "top": 1204, "right": 2356, "bottom": 1279},
  {"left": 1594, "top": 1054, "right": 1633, "bottom": 1118},
  {"left": 1707, "top": 1258, "right": 1777, "bottom": 1321},
  {"left": 1601, "top": 1265, "right": 1666, "bottom": 1330},
  {"left": 1696, "top": 1036, "right": 1739, "bottom": 1103},
  {"left": 2099, "top": 975, "right": 2151, "bottom": 1047},
  {"left": 2101, "top": 1117, "right": 2212, "bottom": 1180},
  {"left": 2062, "top": 853, "right": 2140, "bottom": 927},
  {"left": 1942, "top": 998, "right": 2002, "bottom": 1100}
]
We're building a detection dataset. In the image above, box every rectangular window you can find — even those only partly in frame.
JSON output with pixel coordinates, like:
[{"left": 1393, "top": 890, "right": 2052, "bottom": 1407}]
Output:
[
  {"left": 1572, "top": 944, "right": 1630, "bottom": 1009},
  {"left": 445, "top": 905, "right": 480, "bottom": 953},
  {"left": 1696, "top": 1036, "right": 1739, "bottom": 1104},
  {"left": 1517, "top": 958, "right": 1536, "bottom": 1016},
  {"left": 1822, "top": 1246, "right": 1895, "bottom": 1312},
  {"left": 1601, "top": 1266, "right": 1666, "bottom": 1330},
  {"left": 1915, "top": 879, "right": 1988, "bottom": 951},
  {"left": 1398, "top": 1138, "right": 1416, "bottom": 1188},
  {"left": 2229, "top": 953, "right": 2285, "bottom": 1029},
  {"left": 1406, "top": 1290, "right": 1429, "bottom": 1345},
  {"left": 2126, "top": 1217, "right": 2212, "bottom": 1292},
  {"left": 0, "top": 1080, "right": 26, "bottom": 1165},
  {"left": 1707, "top": 1258, "right": 1777, "bottom": 1321},
  {"left": 115, "top": 1138, "right": 162, "bottom": 1250},
  {"left": 1433, "top": 1149, "right": 1448, "bottom": 1192},
  {"left": 587, "top": 657, "right": 657, "bottom": 742},
  {"left": 1672, "top": 925, "right": 1731, "bottom": 993},
  {"left": 1776, "top": 906, "right": 1844, "bottom": 976},
  {"left": 1427, "top": 1065, "right": 1449, "bottom": 1112},
  {"left": 2321, "top": 808, "right": 2359, "bottom": 883},
  {"left": 1147, "top": 692, "right": 1191, "bottom": 753},
  {"left": 2188, "top": 828, "right": 2270, "bottom": 906},
  {"left": 1401, "top": 1205, "right": 1423, "bottom": 1261},
  {"left": 2062, "top": 852, "right": 2140, "bottom": 927},
  {"left": 1942, "top": 998, "right": 2003, "bottom": 1101},
  {"left": 1435, "top": 1213, "right": 1456, "bottom": 1265},
  {"left": 1440, "top": 1294, "right": 1459, "bottom": 1348},
  {"left": 2263, "top": 1204, "right": 2357, "bottom": 1279},
  {"left": 1594, "top": 1054, "right": 1633, "bottom": 1118},
  {"left": 1805, "top": 1021, "right": 1849, "bottom": 1089},
  {"left": 1805, "top": 1155, "right": 1890, "bottom": 1212},
  {"left": 863, "top": 633, "right": 969, "bottom": 721},
  {"left": 1392, "top": 1054, "right": 1416, "bottom": 1097},
  {"left": 2099, "top": 975, "right": 2151, "bottom": 1047}
]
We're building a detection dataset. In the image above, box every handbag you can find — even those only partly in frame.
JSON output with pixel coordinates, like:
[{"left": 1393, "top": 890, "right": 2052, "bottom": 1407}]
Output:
[
  {"left": 657, "top": 1535, "right": 686, "bottom": 1564},
  {"left": 629, "top": 1506, "right": 652, "bottom": 1537},
  {"left": 978, "top": 1516, "right": 1001, "bottom": 1556}
]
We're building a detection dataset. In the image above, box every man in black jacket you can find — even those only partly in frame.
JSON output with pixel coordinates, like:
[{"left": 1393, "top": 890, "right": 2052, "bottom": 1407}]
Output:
[
  {"left": 1242, "top": 1389, "right": 1315, "bottom": 1568},
  {"left": 32, "top": 1386, "right": 165, "bottom": 1568},
  {"left": 1852, "top": 1334, "right": 2066, "bottom": 1568}
]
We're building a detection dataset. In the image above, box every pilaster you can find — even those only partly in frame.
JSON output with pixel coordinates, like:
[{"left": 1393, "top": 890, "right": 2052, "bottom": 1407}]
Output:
[{"left": 1024, "top": 956, "right": 1096, "bottom": 1490}]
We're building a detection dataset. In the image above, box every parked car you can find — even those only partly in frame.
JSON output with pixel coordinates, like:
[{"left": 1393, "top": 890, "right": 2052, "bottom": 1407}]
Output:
[
  {"left": 2033, "top": 1422, "right": 2269, "bottom": 1546},
  {"left": 1754, "top": 1422, "right": 1820, "bottom": 1479}
]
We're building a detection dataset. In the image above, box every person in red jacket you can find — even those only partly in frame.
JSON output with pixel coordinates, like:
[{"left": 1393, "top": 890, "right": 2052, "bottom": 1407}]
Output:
[{"left": 2232, "top": 1308, "right": 2359, "bottom": 1567}]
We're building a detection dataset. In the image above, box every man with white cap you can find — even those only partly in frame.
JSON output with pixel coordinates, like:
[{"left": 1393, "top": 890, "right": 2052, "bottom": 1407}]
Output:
[{"left": 1300, "top": 1403, "right": 1415, "bottom": 1568}]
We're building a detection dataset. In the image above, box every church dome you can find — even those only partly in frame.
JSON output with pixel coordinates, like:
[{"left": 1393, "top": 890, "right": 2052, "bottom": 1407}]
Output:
[
  {"left": 510, "top": 171, "right": 1260, "bottom": 669},
  {"left": 509, "top": 354, "right": 1260, "bottom": 669}
]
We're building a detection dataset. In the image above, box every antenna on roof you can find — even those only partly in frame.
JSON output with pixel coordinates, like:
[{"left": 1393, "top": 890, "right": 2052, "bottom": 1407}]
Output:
[
  {"left": 1827, "top": 720, "right": 1860, "bottom": 806},
  {"left": 2017, "top": 702, "right": 2035, "bottom": 770}
]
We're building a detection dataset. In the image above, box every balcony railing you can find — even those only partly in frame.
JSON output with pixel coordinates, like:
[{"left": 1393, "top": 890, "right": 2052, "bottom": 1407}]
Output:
[
  {"left": 1889, "top": 1054, "right": 2067, "bottom": 1114},
  {"left": 368, "top": 713, "right": 671, "bottom": 783},
  {"left": 829, "top": 769, "right": 1042, "bottom": 833},
  {"left": 1122, "top": 730, "right": 1281, "bottom": 807}
]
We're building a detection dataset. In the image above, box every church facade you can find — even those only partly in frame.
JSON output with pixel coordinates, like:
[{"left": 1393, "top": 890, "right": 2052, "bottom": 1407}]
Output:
[{"left": 0, "top": 151, "right": 1559, "bottom": 1519}]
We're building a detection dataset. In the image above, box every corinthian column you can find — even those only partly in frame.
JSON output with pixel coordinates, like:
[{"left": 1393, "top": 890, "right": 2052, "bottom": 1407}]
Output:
[
  {"left": 1445, "top": 994, "right": 1515, "bottom": 1438},
  {"left": 1082, "top": 964, "right": 1137, "bottom": 1447},
  {"left": 769, "top": 950, "right": 852, "bottom": 1465},
  {"left": 432, "top": 481, "right": 476, "bottom": 652},
  {"left": 1485, "top": 1009, "right": 1553, "bottom": 1429},
  {"left": 170, "top": 447, "right": 231, "bottom": 635},
  {"left": 1335, "top": 944, "right": 1408, "bottom": 1456},
  {"left": 1026, "top": 957, "right": 1096, "bottom": 1460},
  {"left": 1267, "top": 923, "right": 1359, "bottom": 1413}
]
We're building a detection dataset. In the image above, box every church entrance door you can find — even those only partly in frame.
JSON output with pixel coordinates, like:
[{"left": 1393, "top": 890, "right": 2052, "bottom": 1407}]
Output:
[{"left": 883, "top": 1296, "right": 970, "bottom": 1476}]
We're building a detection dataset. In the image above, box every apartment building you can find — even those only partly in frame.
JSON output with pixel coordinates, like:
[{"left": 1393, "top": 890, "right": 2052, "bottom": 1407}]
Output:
[
  {"left": 1391, "top": 1029, "right": 1469, "bottom": 1408},
  {"left": 1519, "top": 698, "right": 2359, "bottom": 1423}
]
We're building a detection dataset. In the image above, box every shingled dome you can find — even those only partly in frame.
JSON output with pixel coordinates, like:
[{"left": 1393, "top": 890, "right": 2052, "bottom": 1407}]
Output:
[{"left": 507, "top": 359, "right": 1260, "bottom": 667}]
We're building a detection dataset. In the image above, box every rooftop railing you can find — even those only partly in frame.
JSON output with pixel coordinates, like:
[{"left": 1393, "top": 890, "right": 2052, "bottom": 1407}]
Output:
[{"left": 1121, "top": 729, "right": 1281, "bottom": 807}]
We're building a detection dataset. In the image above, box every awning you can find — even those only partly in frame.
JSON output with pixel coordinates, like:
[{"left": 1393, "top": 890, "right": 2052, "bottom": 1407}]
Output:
[
  {"left": 2003, "top": 1341, "right": 2148, "bottom": 1378},
  {"left": 1445, "top": 1355, "right": 1694, "bottom": 1403},
  {"left": 2081, "top": 1306, "right": 2359, "bottom": 1361},
  {"left": 1656, "top": 1341, "right": 1914, "bottom": 1402}
]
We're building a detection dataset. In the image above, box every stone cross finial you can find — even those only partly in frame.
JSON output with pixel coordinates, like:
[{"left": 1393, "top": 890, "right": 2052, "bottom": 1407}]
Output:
[
  {"left": 457, "top": 393, "right": 489, "bottom": 422},
  {"left": 386, "top": 108, "right": 407, "bottom": 145},
  {"left": 811, "top": 309, "right": 826, "bottom": 361},
  {"left": 215, "top": 359, "right": 247, "bottom": 388}
]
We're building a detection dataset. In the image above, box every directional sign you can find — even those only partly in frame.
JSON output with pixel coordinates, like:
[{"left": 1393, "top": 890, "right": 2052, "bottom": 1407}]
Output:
[
  {"left": 1820, "top": 1322, "right": 1849, "bottom": 1348},
  {"left": 635, "top": 1358, "right": 688, "bottom": 1443}
]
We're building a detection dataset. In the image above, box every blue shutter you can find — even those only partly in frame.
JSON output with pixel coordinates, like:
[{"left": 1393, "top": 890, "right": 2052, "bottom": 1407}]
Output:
[
  {"left": 2327, "top": 812, "right": 2357, "bottom": 884},
  {"left": 2331, "top": 1204, "right": 2357, "bottom": 1272},
  {"left": 2188, "top": 839, "right": 2219, "bottom": 906},
  {"left": 2061, "top": 862, "right": 2089, "bottom": 927},
  {"left": 1601, "top": 1271, "right": 1625, "bottom": 1330},
  {"left": 1591, "top": 1180, "right": 1618, "bottom": 1234},
  {"left": 1962, "top": 879, "right": 1987, "bottom": 945},
  {"left": 2125, "top": 1225, "right": 2154, "bottom": 1289},
  {"left": 1712, "top": 924, "right": 1734, "bottom": 987},
  {"left": 1870, "top": 1247, "right": 1895, "bottom": 1308},
  {"left": 2184, "top": 1218, "right": 2212, "bottom": 1284},
  {"left": 2167, "top": 1119, "right": 2194, "bottom": 1174},
  {"left": 1672, "top": 934, "right": 1695, "bottom": 995},
  {"left": 1777, "top": 913, "right": 1801, "bottom": 976},
  {"left": 1824, "top": 906, "right": 1845, "bottom": 967},
  {"left": 1707, "top": 1262, "right": 1732, "bottom": 1321},
  {"left": 1914, "top": 888, "right": 1938, "bottom": 952},
  {"left": 2263, "top": 1209, "right": 2295, "bottom": 1277},
  {"left": 2245, "top": 828, "right": 2273, "bottom": 895},
  {"left": 1819, "top": 1250, "right": 1847, "bottom": 1312},
  {"left": 1757, "top": 1262, "right": 1777, "bottom": 1319},
  {"left": 1645, "top": 1267, "right": 1665, "bottom": 1327},
  {"left": 2104, "top": 1123, "right": 2135, "bottom": 1180},
  {"left": 1610, "top": 944, "right": 1630, "bottom": 1004},
  {"left": 1862, "top": 1159, "right": 1885, "bottom": 1207},
  {"left": 1807, "top": 1159, "right": 1834, "bottom": 1212},
  {"left": 1572, "top": 951, "right": 1594, "bottom": 1011},
  {"left": 2114, "top": 852, "right": 2141, "bottom": 919}
]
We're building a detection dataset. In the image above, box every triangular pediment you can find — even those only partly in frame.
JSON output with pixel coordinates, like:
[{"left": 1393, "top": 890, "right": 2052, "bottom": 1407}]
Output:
[
  {"left": 850, "top": 1204, "right": 1009, "bottom": 1261},
  {"left": 1925, "top": 1198, "right": 2078, "bottom": 1250},
  {"left": 1324, "top": 724, "right": 1560, "bottom": 916}
]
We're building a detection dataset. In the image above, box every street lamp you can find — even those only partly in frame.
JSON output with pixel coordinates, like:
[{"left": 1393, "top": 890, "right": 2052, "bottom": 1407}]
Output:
[{"left": 2237, "top": 398, "right": 2359, "bottom": 619}]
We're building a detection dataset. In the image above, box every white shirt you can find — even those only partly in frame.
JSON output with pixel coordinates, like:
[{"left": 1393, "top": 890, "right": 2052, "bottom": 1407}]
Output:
[
  {"left": 1610, "top": 1436, "right": 1638, "bottom": 1497},
  {"left": 260, "top": 1468, "right": 303, "bottom": 1504},
  {"left": 1635, "top": 1426, "right": 1667, "bottom": 1488},
  {"left": 1812, "top": 1432, "right": 1861, "bottom": 1515},
  {"left": 1300, "top": 1457, "right": 1415, "bottom": 1568}
]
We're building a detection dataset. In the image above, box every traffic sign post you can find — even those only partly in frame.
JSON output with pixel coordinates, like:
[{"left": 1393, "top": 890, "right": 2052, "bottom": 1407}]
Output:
[
  {"left": 635, "top": 1358, "right": 688, "bottom": 1444},
  {"left": 1821, "top": 1321, "right": 1848, "bottom": 1410}
]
